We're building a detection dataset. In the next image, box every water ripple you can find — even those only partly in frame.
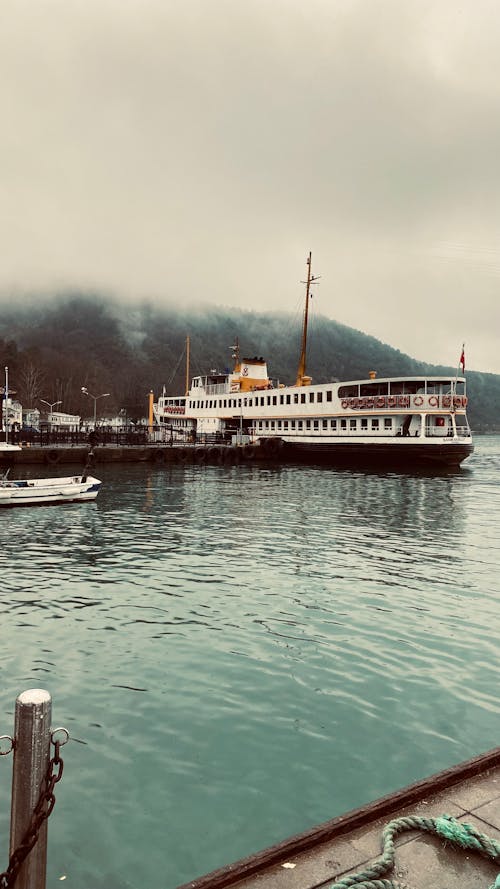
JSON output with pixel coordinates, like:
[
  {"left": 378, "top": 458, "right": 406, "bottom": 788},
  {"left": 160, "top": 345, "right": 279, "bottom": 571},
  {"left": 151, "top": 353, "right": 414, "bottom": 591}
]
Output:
[{"left": 0, "top": 441, "right": 498, "bottom": 887}]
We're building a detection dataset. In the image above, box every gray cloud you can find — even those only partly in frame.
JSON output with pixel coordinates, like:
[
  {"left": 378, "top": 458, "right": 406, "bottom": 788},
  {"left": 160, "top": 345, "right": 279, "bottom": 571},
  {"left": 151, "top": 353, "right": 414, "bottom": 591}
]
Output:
[{"left": 2, "top": 0, "right": 500, "bottom": 371}]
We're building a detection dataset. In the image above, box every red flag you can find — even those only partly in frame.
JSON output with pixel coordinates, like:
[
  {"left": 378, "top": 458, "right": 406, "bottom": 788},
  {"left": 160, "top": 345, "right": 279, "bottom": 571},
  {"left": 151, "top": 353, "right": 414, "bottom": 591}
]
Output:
[{"left": 459, "top": 346, "right": 465, "bottom": 373}]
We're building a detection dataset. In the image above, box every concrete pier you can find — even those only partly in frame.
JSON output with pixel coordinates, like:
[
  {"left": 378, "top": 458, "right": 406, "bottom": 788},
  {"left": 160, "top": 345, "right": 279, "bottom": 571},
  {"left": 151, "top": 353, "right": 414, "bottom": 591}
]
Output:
[
  {"left": 0, "top": 443, "right": 265, "bottom": 467},
  {"left": 178, "top": 747, "right": 500, "bottom": 889}
]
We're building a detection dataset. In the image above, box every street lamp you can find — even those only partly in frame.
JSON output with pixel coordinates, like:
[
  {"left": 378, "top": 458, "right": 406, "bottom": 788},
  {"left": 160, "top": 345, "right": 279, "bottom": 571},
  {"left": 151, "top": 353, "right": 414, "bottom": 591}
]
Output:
[
  {"left": 81, "top": 388, "right": 110, "bottom": 429},
  {"left": 40, "top": 399, "right": 62, "bottom": 430},
  {"left": 40, "top": 399, "right": 62, "bottom": 413}
]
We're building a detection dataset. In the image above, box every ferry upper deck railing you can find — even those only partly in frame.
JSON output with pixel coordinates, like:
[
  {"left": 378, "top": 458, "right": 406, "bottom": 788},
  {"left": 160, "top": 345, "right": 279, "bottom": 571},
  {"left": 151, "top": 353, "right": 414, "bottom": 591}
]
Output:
[
  {"left": 198, "top": 382, "right": 230, "bottom": 396},
  {"left": 339, "top": 394, "right": 468, "bottom": 411}
]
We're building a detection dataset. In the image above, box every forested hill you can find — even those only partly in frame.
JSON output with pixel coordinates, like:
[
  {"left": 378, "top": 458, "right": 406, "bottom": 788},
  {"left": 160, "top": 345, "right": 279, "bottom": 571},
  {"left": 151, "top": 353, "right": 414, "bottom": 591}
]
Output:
[{"left": 0, "top": 292, "right": 498, "bottom": 431}]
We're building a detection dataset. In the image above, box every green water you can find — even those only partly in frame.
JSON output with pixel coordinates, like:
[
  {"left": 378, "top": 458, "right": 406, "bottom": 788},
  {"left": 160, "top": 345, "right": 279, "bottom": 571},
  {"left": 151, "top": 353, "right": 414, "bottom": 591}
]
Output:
[{"left": 0, "top": 437, "right": 499, "bottom": 887}]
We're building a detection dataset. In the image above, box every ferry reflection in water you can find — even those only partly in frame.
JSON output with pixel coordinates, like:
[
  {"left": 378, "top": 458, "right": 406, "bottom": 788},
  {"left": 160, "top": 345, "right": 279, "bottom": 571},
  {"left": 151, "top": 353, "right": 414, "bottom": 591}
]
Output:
[{"left": 0, "top": 443, "right": 496, "bottom": 889}]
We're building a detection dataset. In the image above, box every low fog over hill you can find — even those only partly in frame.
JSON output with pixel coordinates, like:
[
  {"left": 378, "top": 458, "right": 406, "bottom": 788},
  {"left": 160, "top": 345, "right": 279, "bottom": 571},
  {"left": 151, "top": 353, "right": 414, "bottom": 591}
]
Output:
[{"left": 0, "top": 293, "right": 498, "bottom": 430}]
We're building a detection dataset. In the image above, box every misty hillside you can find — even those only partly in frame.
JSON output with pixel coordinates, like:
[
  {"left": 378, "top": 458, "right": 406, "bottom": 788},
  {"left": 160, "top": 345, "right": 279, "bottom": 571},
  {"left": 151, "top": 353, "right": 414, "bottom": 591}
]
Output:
[{"left": 0, "top": 293, "right": 498, "bottom": 431}]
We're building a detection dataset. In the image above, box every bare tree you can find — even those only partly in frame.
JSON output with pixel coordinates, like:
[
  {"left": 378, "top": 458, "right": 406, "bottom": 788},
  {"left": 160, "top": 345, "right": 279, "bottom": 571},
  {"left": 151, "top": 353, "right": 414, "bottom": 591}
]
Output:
[
  {"left": 54, "top": 376, "right": 76, "bottom": 412},
  {"left": 18, "top": 363, "right": 46, "bottom": 408}
]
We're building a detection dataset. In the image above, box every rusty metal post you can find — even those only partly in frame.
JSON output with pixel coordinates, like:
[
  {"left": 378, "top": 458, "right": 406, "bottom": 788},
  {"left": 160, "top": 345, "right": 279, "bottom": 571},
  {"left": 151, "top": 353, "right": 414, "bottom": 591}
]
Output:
[{"left": 10, "top": 688, "right": 52, "bottom": 889}]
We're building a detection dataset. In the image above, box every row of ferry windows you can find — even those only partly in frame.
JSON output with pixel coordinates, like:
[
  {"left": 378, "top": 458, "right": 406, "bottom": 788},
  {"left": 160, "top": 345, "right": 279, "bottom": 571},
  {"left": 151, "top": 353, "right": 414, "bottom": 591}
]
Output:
[
  {"left": 255, "top": 418, "right": 394, "bottom": 431},
  {"left": 192, "top": 390, "right": 333, "bottom": 409}
]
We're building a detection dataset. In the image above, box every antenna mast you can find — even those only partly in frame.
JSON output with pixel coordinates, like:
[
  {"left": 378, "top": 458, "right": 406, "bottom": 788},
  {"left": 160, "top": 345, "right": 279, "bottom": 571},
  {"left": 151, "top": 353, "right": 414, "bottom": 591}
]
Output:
[
  {"left": 185, "top": 336, "right": 190, "bottom": 397},
  {"left": 295, "top": 252, "right": 319, "bottom": 386},
  {"left": 231, "top": 337, "right": 240, "bottom": 371}
]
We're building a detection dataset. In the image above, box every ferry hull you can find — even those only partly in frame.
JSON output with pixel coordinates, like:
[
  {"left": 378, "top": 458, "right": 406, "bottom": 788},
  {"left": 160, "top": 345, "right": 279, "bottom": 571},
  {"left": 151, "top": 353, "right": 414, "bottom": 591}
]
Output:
[{"left": 281, "top": 440, "right": 474, "bottom": 469}]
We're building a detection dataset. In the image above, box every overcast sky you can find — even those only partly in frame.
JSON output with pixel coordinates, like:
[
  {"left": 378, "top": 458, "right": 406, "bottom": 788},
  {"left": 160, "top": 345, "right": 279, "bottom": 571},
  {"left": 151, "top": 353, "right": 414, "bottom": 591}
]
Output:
[{"left": 2, "top": 0, "right": 500, "bottom": 372}]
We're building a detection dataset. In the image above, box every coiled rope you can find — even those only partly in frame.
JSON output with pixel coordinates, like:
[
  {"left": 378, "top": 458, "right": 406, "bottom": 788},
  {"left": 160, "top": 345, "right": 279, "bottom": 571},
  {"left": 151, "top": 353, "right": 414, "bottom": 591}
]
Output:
[{"left": 331, "top": 814, "right": 500, "bottom": 889}]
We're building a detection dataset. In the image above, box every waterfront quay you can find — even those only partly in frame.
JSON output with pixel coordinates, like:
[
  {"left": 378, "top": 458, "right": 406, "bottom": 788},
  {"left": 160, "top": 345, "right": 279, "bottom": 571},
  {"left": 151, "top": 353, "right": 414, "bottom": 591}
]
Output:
[
  {"left": 180, "top": 748, "right": 500, "bottom": 889},
  {"left": 0, "top": 427, "right": 264, "bottom": 466},
  {"left": 1, "top": 441, "right": 263, "bottom": 466}
]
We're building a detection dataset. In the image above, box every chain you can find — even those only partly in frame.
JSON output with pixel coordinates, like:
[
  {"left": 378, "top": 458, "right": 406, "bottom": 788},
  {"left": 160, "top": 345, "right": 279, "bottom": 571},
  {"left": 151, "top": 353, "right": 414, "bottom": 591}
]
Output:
[{"left": 0, "top": 730, "right": 67, "bottom": 889}]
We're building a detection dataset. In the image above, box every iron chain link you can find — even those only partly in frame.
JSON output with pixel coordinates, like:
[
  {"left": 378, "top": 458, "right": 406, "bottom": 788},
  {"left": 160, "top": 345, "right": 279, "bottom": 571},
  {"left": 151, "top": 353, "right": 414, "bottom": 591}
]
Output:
[{"left": 0, "top": 738, "right": 65, "bottom": 889}]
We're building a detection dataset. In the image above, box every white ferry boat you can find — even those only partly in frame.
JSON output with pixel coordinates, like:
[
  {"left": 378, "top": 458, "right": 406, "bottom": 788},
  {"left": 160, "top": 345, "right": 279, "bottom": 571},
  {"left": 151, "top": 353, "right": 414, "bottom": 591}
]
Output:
[{"left": 153, "top": 257, "right": 473, "bottom": 468}]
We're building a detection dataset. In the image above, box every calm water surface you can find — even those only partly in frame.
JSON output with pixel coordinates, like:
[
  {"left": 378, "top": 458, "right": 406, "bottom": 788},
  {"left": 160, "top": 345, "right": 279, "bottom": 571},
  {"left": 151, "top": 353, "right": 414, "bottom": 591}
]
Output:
[{"left": 0, "top": 437, "right": 499, "bottom": 888}]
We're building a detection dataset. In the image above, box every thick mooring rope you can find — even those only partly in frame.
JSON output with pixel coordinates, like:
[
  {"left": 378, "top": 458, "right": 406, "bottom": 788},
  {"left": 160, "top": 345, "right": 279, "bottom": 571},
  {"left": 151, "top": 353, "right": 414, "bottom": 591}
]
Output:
[{"left": 331, "top": 814, "right": 500, "bottom": 889}]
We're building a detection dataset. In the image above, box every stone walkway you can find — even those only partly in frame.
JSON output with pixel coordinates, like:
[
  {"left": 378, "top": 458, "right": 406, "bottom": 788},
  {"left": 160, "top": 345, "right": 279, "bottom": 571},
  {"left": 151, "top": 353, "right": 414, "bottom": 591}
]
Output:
[
  {"left": 179, "top": 749, "right": 500, "bottom": 889},
  {"left": 235, "top": 764, "right": 500, "bottom": 889}
]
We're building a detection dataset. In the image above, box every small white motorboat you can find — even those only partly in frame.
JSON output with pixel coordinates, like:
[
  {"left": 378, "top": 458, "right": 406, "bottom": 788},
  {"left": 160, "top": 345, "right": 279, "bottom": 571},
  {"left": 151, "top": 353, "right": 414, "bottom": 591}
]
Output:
[
  {"left": 0, "top": 443, "right": 22, "bottom": 454},
  {"left": 0, "top": 473, "right": 101, "bottom": 507}
]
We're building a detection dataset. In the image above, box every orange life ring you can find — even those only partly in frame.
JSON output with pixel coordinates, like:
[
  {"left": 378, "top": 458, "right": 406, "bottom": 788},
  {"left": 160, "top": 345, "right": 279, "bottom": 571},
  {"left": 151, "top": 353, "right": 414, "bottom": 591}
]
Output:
[
  {"left": 341, "top": 399, "right": 349, "bottom": 409},
  {"left": 442, "top": 395, "right": 452, "bottom": 408},
  {"left": 453, "top": 396, "right": 462, "bottom": 408},
  {"left": 428, "top": 396, "right": 439, "bottom": 407},
  {"left": 376, "top": 397, "right": 386, "bottom": 408},
  {"left": 387, "top": 396, "right": 396, "bottom": 408},
  {"left": 413, "top": 396, "right": 424, "bottom": 407},
  {"left": 463, "top": 396, "right": 468, "bottom": 406}
]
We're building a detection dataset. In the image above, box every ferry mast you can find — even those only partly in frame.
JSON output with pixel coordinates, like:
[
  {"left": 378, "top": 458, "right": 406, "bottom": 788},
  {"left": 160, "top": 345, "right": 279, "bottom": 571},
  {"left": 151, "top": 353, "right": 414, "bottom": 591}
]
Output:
[
  {"left": 185, "top": 335, "right": 190, "bottom": 396},
  {"left": 295, "top": 252, "right": 319, "bottom": 387}
]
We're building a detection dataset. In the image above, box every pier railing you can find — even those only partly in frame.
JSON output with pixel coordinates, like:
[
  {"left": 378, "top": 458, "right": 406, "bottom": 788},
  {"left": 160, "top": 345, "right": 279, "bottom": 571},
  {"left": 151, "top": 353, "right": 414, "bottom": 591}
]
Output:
[
  {"left": 4, "top": 426, "right": 238, "bottom": 449},
  {"left": 0, "top": 690, "right": 67, "bottom": 889},
  {"left": 5, "top": 426, "right": 150, "bottom": 448}
]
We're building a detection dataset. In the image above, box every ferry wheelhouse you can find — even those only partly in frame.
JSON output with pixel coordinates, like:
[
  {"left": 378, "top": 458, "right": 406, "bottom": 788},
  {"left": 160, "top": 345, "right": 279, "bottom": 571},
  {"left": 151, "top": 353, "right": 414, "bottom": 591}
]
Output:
[{"left": 153, "top": 256, "right": 473, "bottom": 468}]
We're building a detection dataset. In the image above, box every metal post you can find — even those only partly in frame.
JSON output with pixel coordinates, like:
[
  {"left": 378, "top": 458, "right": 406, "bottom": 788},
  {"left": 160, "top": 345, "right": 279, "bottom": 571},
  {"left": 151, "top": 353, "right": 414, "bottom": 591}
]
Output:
[
  {"left": 10, "top": 689, "right": 52, "bottom": 889},
  {"left": 5, "top": 366, "right": 9, "bottom": 445}
]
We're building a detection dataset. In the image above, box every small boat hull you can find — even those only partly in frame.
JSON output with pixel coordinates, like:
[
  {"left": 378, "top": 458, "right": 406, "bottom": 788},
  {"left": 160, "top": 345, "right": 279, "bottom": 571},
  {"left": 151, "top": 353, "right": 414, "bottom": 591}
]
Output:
[{"left": 0, "top": 475, "right": 101, "bottom": 507}]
